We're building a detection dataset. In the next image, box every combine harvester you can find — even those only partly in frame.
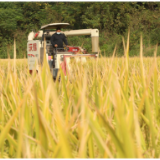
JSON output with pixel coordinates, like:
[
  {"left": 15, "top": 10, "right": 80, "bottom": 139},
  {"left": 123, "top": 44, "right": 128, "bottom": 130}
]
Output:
[{"left": 27, "top": 23, "right": 99, "bottom": 80}]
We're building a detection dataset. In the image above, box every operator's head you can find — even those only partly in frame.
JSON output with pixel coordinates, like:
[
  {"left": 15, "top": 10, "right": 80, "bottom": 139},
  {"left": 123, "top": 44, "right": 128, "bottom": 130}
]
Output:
[{"left": 56, "top": 27, "right": 61, "bottom": 34}]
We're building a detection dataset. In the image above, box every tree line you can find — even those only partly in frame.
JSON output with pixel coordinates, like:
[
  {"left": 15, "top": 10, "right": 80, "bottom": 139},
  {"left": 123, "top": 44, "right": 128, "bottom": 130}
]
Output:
[{"left": 0, "top": 2, "right": 160, "bottom": 58}]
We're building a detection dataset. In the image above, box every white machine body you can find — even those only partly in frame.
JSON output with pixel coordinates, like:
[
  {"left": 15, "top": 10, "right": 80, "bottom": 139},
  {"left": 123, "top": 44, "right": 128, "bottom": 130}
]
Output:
[{"left": 27, "top": 40, "right": 40, "bottom": 70}]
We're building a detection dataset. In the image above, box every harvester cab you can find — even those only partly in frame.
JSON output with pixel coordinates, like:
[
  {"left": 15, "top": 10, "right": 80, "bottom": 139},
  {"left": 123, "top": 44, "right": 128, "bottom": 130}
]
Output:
[{"left": 27, "top": 23, "right": 99, "bottom": 80}]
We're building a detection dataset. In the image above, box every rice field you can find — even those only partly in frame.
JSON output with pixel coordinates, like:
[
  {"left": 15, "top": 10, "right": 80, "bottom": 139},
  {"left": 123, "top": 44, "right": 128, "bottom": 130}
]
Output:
[{"left": 0, "top": 41, "right": 160, "bottom": 158}]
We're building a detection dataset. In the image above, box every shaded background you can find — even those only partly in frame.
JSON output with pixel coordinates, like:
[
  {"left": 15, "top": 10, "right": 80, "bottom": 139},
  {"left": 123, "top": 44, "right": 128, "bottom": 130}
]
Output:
[{"left": 1, "top": 2, "right": 160, "bottom": 58}]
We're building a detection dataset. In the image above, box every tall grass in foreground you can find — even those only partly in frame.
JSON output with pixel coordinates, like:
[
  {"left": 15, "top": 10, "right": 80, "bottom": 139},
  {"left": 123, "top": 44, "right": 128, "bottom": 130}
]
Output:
[{"left": 0, "top": 41, "right": 160, "bottom": 157}]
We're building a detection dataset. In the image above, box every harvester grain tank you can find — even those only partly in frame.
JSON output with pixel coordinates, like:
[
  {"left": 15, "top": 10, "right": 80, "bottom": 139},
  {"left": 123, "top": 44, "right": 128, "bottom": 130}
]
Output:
[{"left": 27, "top": 23, "right": 99, "bottom": 79}]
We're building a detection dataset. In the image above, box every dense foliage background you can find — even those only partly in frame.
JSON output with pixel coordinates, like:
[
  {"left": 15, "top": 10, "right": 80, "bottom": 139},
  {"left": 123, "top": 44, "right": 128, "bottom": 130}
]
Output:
[{"left": 1, "top": 2, "right": 160, "bottom": 58}]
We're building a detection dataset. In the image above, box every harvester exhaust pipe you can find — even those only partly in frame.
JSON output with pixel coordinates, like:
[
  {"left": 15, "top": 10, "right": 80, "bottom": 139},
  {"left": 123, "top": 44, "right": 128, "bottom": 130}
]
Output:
[
  {"left": 91, "top": 36, "right": 99, "bottom": 53},
  {"left": 91, "top": 29, "right": 99, "bottom": 53}
]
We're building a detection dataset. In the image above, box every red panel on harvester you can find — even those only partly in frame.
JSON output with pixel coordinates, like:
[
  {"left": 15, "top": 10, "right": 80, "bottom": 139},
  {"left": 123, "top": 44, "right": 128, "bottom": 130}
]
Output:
[{"left": 68, "top": 46, "right": 80, "bottom": 52}]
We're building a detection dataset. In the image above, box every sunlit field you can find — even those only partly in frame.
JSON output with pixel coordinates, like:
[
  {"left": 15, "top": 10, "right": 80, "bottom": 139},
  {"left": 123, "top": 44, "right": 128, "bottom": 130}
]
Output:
[{"left": 0, "top": 41, "right": 160, "bottom": 158}]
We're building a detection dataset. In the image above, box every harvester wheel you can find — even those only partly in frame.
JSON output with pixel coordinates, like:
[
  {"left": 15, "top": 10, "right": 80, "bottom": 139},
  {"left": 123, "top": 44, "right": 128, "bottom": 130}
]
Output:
[{"left": 53, "top": 75, "right": 61, "bottom": 82}]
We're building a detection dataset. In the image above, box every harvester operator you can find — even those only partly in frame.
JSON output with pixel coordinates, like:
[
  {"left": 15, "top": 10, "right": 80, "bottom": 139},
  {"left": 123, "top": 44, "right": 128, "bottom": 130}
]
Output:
[{"left": 51, "top": 27, "right": 69, "bottom": 50}]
